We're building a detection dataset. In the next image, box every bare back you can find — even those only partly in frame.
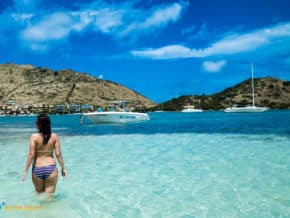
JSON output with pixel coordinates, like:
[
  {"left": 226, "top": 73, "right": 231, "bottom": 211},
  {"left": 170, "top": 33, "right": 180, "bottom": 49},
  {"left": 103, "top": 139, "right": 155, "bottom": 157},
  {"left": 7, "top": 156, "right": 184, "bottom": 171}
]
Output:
[{"left": 32, "top": 133, "right": 59, "bottom": 167}]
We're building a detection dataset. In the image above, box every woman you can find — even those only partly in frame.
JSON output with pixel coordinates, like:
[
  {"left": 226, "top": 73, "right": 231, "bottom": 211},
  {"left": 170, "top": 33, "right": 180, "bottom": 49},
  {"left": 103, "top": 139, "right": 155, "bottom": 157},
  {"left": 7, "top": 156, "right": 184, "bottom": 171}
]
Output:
[{"left": 22, "top": 113, "right": 66, "bottom": 194}]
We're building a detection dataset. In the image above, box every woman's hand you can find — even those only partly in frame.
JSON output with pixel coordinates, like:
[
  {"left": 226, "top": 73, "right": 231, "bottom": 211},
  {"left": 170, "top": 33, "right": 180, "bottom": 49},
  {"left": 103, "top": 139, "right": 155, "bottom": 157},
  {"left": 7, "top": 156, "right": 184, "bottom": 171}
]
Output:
[
  {"left": 61, "top": 168, "right": 66, "bottom": 178},
  {"left": 21, "top": 171, "right": 27, "bottom": 181}
]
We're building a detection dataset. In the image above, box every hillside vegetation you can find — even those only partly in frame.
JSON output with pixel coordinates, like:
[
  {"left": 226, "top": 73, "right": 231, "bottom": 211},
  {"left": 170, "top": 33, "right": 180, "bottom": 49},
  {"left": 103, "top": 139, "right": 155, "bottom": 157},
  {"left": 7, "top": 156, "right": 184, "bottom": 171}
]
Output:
[
  {"left": 0, "top": 63, "right": 156, "bottom": 111},
  {"left": 150, "top": 77, "right": 290, "bottom": 111},
  {"left": 1, "top": 63, "right": 289, "bottom": 112}
]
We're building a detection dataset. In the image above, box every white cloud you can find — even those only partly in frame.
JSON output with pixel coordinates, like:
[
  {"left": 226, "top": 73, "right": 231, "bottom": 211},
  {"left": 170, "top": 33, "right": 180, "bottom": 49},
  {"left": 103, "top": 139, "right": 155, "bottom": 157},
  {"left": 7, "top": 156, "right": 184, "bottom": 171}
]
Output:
[
  {"left": 71, "top": 11, "right": 93, "bottom": 32},
  {"left": 202, "top": 60, "right": 227, "bottom": 72},
  {"left": 142, "top": 3, "right": 182, "bottom": 28},
  {"left": 131, "top": 22, "right": 290, "bottom": 59},
  {"left": 19, "top": 9, "right": 123, "bottom": 49},
  {"left": 11, "top": 13, "right": 33, "bottom": 22},
  {"left": 21, "top": 13, "right": 74, "bottom": 42},
  {"left": 29, "top": 43, "right": 48, "bottom": 51},
  {"left": 98, "top": 74, "right": 104, "bottom": 79},
  {"left": 131, "top": 45, "right": 195, "bottom": 59},
  {"left": 91, "top": 9, "right": 123, "bottom": 33},
  {"left": 119, "top": 2, "right": 185, "bottom": 37},
  {"left": 15, "top": 1, "right": 186, "bottom": 51}
]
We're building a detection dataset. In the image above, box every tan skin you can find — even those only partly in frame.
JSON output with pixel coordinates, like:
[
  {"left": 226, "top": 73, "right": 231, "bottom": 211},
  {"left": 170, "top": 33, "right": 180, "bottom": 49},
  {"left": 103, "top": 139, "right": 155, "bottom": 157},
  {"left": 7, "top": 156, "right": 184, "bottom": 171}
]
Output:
[{"left": 22, "top": 124, "right": 66, "bottom": 194}]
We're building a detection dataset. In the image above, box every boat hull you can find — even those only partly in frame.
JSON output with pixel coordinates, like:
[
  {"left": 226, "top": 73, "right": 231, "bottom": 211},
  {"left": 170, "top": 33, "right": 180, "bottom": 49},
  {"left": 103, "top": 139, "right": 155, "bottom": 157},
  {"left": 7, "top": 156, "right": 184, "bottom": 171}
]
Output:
[
  {"left": 83, "top": 112, "right": 150, "bottom": 123},
  {"left": 181, "top": 109, "right": 203, "bottom": 112},
  {"left": 224, "top": 106, "right": 269, "bottom": 113}
]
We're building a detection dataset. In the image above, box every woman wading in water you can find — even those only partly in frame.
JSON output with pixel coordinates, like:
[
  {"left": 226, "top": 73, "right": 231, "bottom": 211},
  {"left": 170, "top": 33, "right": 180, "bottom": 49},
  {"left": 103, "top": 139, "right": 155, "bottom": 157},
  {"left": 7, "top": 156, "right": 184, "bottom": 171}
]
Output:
[{"left": 22, "top": 113, "right": 66, "bottom": 193}]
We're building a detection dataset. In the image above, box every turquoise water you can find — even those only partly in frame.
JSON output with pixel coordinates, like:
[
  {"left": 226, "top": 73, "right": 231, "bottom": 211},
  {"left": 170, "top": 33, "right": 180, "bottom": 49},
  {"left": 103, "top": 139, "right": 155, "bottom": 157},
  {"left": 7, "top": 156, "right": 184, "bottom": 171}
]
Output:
[{"left": 0, "top": 111, "right": 290, "bottom": 217}]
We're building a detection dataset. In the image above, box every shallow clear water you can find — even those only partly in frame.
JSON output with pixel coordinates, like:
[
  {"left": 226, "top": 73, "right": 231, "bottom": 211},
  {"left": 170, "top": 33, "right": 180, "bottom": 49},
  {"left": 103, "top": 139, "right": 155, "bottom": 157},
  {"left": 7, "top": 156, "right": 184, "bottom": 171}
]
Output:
[{"left": 0, "top": 111, "right": 290, "bottom": 217}]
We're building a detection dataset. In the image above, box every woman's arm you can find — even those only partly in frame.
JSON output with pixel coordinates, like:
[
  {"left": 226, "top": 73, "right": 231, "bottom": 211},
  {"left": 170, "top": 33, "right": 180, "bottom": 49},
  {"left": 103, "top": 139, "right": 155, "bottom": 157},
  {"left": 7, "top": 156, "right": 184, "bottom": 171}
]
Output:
[
  {"left": 22, "top": 135, "right": 36, "bottom": 181},
  {"left": 54, "top": 134, "right": 66, "bottom": 177}
]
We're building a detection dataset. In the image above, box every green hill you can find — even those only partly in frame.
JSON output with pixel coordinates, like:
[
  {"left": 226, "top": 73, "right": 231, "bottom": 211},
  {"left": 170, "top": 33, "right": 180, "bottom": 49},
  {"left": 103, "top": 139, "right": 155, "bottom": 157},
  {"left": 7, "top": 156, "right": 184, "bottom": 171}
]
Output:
[{"left": 150, "top": 77, "right": 290, "bottom": 111}]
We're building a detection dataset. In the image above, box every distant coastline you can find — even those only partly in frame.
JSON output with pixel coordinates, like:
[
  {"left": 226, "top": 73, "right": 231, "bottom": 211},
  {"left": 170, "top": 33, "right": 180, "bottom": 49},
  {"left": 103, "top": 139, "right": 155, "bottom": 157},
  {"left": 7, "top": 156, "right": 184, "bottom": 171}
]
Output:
[
  {"left": 0, "top": 63, "right": 155, "bottom": 115},
  {"left": 0, "top": 63, "right": 289, "bottom": 114},
  {"left": 149, "top": 77, "right": 290, "bottom": 111}
]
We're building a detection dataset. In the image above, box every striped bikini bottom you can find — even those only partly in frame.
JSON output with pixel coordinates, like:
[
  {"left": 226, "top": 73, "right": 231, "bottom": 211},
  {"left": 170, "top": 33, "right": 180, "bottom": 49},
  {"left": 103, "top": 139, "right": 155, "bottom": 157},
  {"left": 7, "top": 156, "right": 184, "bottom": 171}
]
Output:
[{"left": 32, "top": 165, "right": 56, "bottom": 180}]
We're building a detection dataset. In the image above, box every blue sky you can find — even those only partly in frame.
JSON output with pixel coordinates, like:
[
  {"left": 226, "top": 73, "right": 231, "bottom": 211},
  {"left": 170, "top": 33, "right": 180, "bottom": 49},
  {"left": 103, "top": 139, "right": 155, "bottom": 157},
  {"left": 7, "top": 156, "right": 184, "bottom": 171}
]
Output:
[{"left": 1, "top": 0, "right": 290, "bottom": 102}]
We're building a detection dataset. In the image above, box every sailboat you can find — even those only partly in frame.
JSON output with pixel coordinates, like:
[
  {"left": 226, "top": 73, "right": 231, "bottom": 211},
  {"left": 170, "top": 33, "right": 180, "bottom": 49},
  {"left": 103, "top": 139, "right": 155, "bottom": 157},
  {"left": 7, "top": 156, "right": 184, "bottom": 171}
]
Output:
[{"left": 224, "top": 65, "right": 269, "bottom": 113}]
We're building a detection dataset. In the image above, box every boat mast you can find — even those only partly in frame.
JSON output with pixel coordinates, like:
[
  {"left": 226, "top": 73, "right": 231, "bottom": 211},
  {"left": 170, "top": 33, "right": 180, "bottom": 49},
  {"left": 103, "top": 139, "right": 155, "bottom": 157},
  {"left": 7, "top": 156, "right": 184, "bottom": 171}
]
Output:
[{"left": 251, "top": 64, "right": 255, "bottom": 107}]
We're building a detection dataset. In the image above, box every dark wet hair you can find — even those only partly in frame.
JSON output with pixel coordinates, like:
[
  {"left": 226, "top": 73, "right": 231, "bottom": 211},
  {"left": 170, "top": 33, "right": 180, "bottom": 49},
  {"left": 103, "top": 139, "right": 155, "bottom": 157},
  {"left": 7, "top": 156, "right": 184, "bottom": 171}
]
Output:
[{"left": 36, "top": 113, "right": 51, "bottom": 144}]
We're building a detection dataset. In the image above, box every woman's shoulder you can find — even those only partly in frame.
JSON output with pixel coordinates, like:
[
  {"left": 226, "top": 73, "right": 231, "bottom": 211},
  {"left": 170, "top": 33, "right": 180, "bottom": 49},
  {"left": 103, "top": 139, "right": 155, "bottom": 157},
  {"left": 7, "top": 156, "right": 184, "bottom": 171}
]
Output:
[
  {"left": 51, "top": 133, "right": 59, "bottom": 139},
  {"left": 30, "top": 133, "right": 40, "bottom": 139}
]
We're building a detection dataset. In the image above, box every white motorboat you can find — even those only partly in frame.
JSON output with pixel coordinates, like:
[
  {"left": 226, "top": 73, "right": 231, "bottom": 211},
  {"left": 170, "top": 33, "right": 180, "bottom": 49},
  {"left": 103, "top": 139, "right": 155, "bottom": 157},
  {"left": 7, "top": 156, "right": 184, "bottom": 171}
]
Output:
[
  {"left": 181, "top": 106, "right": 203, "bottom": 112},
  {"left": 81, "top": 101, "right": 150, "bottom": 124},
  {"left": 224, "top": 65, "right": 269, "bottom": 113},
  {"left": 82, "top": 111, "right": 149, "bottom": 123}
]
